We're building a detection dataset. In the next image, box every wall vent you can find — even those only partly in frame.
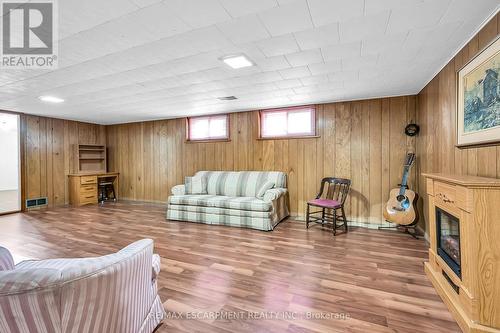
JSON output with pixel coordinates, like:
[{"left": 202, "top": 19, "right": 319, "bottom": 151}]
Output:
[
  {"left": 217, "top": 96, "right": 237, "bottom": 101},
  {"left": 26, "top": 197, "right": 48, "bottom": 208}
]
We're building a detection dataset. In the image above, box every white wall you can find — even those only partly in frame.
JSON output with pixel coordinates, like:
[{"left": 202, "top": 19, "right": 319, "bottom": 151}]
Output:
[{"left": 0, "top": 114, "right": 20, "bottom": 191}]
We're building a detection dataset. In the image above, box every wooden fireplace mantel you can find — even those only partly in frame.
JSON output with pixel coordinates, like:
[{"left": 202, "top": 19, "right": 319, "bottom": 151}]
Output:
[{"left": 423, "top": 173, "right": 500, "bottom": 333}]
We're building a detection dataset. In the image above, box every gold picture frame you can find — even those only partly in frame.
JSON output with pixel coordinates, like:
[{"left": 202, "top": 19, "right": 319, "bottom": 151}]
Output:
[{"left": 457, "top": 36, "right": 500, "bottom": 147}]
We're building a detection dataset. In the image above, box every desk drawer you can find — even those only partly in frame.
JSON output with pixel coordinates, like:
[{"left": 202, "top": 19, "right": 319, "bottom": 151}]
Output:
[
  {"left": 80, "top": 176, "right": 97, "bottom": 185},
  {"left": 79, "top": 193, "right": 97, "bottom": 205},
  {"left": 80, "top": 184, "right": 96, "bottom": 195}
]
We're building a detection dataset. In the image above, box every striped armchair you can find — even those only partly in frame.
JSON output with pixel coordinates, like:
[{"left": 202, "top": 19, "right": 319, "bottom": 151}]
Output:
[
  {"left": 0, "top": 239, "right": 165, "bottom": 333},
  {"left": 167, "top": 171, "right": 289, "bottom": 231}
]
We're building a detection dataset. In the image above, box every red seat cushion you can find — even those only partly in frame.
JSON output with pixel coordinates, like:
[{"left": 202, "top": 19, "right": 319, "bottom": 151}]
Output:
[{"left": 307, "top": 198, "right": 341, "bottom": 209}]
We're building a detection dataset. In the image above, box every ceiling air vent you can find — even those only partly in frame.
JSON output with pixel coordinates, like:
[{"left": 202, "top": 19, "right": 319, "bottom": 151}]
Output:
[{"left": 218, "top": 96, "right": 237, "bottom": 101}]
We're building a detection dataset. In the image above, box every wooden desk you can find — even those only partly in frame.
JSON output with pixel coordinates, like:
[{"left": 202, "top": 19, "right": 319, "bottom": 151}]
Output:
[{"left": 68, "top": 172, "right": 119, "bottom": 206}]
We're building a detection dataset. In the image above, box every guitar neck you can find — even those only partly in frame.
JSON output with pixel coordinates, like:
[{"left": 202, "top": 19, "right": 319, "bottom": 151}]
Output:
[{"left": 399, "top": 166, "right": 410, "bottom": 196}]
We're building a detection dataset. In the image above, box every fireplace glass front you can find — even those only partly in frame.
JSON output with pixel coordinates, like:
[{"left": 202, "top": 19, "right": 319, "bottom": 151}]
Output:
[{"left": 436, "top": 207, "right": 461, "bottom": 278}]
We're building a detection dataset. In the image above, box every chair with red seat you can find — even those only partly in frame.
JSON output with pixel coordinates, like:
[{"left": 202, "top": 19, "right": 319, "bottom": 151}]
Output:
[{"left": 306, "top": 177, "right": 351, "bottom": 236}]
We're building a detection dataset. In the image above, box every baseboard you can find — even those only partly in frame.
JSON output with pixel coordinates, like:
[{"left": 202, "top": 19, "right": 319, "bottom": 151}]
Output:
[
  {"left": 113, "top": 203, "right": 431, "bottom": 237},
  {"left": 416, "top": 225, "right": 430, "bottom": 243},
  {"left": 118, "top": 198, "right": 167, "bottom": 205},
  {"left": 288, "top": 214, "right": 411, "bottom": 230}
]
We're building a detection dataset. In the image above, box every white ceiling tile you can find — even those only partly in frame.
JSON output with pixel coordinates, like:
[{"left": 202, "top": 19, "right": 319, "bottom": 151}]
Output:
[
  {"left": 294, "top": 23, "right": 340, "bottom": 49},
  {"left": 387, "top": 0, "right": 452, "bottom": 34},
  {"left": 129, "top": 0, "right": 162, "bottom": 8},
  {"left": 327, "top": 70, "right": 359, "bottom": 82},
  {"left": 219, "top": 0, "right": 278, "bottom": 17},
  {"left": 293, "top": 85, "right": 318, "bottom": 94},
  {"left": 294, "top": 81, "right": 343, "bottom": 94},
  {"left": 364, "top": 0, "right": 424, "bottom": 16},
  {"left": 285, "top": 49, "right": 323, "bottom": 67},
  {"left": 129, "top": 3, "right": 192, "bottom": 39},
  {"left": 276, "top": 0, "right": 299, "bottom": 5},
  {"left": 340, "top": 11, "right": 391, "bottom": 43},
  {"left": 342, "top": 55, "right": 379, "bottom": 71},
  {"left": 361, "top": 33, "right": 408, "bottom": 56},
  {"left": 258, "top": 0, "right": 313, "bottom": 36},
  {"left": 202, "top": 67, "right": 236, "bottom": 81},
  {"left": 59, "top": 4, "right": 192, "bottom": 65},
  {"left": 216, "top": 44, "right": 267, "bottom": 66},
  {"left": 248, "top": 72, "right": 283, "bottom": 83},
  {"left": 308, "top": 60, "right": 341, "bottom": 75},
  {"left": 217, "top": 15, "right": 270, "bottom": 44},
  {"left": 358, "top": 68, "right": 385, "bottom": 81},
  {"left": 440, "top": 0, "right": 498, "bottom": 24},
  {"left": 321, "top": 42, "right": 361, "bottom": 61},
  {"left": 255, "top": 56, "right": 292, "bottom": 72},
  {"left": 307, "top": 0, "right": 364, "bottom": 27},
  {"left": 279, "top": 66, "right": 311, "bottom": 79},
  {"left": 0, "top": 0, "right": 496, "bottom": 123},
  {"left": 404, "top": 21, "right": 463, "bottom": 51},
  {"left": 174, "top": 27, "right": 234, "bottom": 54},
  {"left": 300, "top": 75, "right": 329, "bottom": 86},
  {"left": 59, "top": 0, "right": 140, "bottom": 38},
  {"left": 376, "top": 47, "right": 420, "bottom": 67},
  {"left": 177, "top": 72, "right": 210, "bottom": 85},
  {"left": 163, "top": 0, "right": 232, "bottom": 28},
  {"left": 275, "top": 78, "right": 303, "bottom": 89},
  {"left": 256, "top": 34, "right": 300, "bottom": 57}
]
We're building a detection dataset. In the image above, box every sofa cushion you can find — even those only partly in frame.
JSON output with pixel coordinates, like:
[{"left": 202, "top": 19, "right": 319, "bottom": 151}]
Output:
[
  {"left": 256, "top": 180, "right": 275, "bottom": 198},
  {"left": 168, "top": 195, "right": 272, "bottom": 212},
  {"left": 194, "top": 171, "right": 286, "bottom": 197},
  {"left": 308, "top": 198, "right": 341, "bottom": 209},
  {"left": 184, "top": 176, "right": 207, "bottom": 194}
]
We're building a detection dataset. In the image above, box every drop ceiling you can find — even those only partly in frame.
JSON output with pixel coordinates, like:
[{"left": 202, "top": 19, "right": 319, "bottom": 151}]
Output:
[{"left": 0, "top": 0, "right": 498, "bottom": 124}]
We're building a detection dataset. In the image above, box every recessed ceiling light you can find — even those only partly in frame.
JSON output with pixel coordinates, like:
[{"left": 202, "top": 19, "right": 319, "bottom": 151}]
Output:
[
  {"left": 221, "top": 55, "right": 254, "bottom": 69},
  {"left": 39, "top": 96, "right": 64, "bottom": 103}
]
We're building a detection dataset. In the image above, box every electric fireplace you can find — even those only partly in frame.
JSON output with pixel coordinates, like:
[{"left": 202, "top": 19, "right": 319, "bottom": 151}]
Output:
[
  {"left": 436, "top": 207, "right": 461, "bottom": 278},
  {"left": 424, "top": 173, "right": 500, "bottom": 332}
]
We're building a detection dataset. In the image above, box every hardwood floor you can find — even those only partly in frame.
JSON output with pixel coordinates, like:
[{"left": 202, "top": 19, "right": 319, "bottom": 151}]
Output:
[{"left": 0, "top": 202, "right": 460, "bottom": 333}]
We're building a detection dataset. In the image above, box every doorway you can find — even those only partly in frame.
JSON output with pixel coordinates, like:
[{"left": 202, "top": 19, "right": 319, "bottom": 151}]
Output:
[{"left": 0, "top": 112, "right": 21, "bottom": 214}]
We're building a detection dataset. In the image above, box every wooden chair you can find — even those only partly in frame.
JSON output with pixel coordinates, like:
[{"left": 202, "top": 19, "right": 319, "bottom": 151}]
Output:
[
  {"left": 306, "top": 178, "right": 351, "bottom": 236},
  {"left": 98, "top": 179, "right": 116, "bottom": 204}
]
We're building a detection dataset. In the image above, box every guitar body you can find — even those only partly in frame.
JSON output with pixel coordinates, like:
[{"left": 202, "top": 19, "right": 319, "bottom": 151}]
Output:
[{"left": 383, "top": 188, "right": 419, "bottom": 226}]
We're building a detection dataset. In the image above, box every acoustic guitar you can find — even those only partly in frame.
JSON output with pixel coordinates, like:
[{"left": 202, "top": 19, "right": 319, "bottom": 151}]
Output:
[{"left": 383, "top": 153, "right": 419, "bottom": 226}]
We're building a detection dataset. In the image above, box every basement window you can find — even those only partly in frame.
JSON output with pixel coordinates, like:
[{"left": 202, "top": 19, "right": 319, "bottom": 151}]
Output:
[
  {"left": 259, "top": 105, "right": 316, "bottom": 139},
  {"left": 187, "top": 114, "right": 229, "bottom": 142}
]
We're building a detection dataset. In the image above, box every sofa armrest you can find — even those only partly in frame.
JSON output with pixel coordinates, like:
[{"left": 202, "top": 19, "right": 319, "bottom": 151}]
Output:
[
  {"left": 152, "top": 254, "right": 161, "bottom": 280},
  {"left": 263, "top": 188, "right": 287, "bottom": 202},
  {"left": 171, "top": 184, "right": 186, "bottom": 196},
  {"left": 0, "top": 247, "right": 14, "bottom": 271},
  {"left": 0, "top": 268, "right": 62, "bottom": 295},
  {"left": 15, "top": 239, "right": 155, "bottom": 283}
]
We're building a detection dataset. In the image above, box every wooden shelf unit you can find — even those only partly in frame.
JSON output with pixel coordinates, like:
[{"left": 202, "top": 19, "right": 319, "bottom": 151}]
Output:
[
  {"left": 76, "top": 144, "right": 107, "bottom": 173},
  {"left": 423, "top": 173, "right": 500, "bottom": 333}
]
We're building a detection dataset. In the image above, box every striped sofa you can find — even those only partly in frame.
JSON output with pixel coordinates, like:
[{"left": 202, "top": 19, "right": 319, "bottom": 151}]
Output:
[
  {"left": 167, "top": 171, "right": 289, "bottom": 231},
  {"left": 0, "top": 239, "right": 165, "bottom": 333}
]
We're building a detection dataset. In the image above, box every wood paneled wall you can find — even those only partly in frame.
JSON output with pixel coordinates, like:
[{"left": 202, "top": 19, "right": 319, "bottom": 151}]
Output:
[
  {"left": 106, "top": 96, "right": 416, "bottom": 226},
  {"left": 22, "top": 114, "right": 105, "bottom": 208},
  {"left": 416, "top": 13, "right": 500, "bottom": 233}
]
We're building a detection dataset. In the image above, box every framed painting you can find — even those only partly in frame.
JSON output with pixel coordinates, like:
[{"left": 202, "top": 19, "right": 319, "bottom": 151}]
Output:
[{"left": 457, "top": 36, "right": 500, "bottom": 147}]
